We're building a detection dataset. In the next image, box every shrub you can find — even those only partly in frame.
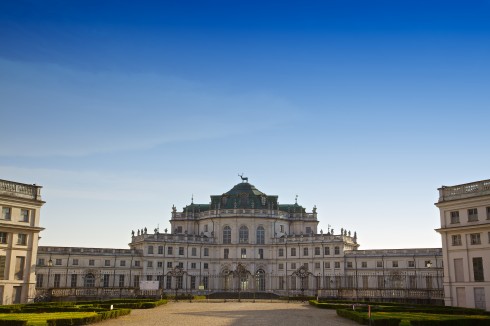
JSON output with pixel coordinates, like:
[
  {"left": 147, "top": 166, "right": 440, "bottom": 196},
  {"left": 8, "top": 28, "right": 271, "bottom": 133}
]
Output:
[
  {"left": 0, "top": 321, "right": 27, "bottom": 326},
  {"left": 336, "top": 309, "right": 401, "bottom": 326},
  {"left": 410, "top": 319, "right": 490, "bottom": 326}
]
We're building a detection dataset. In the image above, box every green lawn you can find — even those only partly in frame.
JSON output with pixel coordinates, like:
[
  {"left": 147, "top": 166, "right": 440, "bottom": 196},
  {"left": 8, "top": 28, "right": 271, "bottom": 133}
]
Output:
[
  {"left": 0, "top": 312, "right": 99, "bottom": 326},
  {"left": 372, "top": 312, "right": 490, "bottom": 326}
]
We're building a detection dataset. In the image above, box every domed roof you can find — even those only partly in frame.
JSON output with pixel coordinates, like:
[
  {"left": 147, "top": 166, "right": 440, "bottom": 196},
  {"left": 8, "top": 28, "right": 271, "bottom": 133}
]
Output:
[{"left": 224, "top": 182, "right": 265, "bottom": 196}]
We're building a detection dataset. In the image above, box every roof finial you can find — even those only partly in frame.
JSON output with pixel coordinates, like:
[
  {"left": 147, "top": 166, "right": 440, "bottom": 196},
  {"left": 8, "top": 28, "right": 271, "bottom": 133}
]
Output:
[
  {"left": 191, "top": 194, "right": 194, "bottom": 204},
  {"left": 295, "top": 194, "right": 298, "bottom": 204},
  {"left": 238, "top": 173, "right": 248, "bottom": 183}
]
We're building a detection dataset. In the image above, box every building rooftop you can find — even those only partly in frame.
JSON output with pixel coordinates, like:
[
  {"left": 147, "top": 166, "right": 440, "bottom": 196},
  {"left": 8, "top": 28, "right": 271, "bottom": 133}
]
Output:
[
  {"left": 0, "top": 179, "right": 43, "bottom": 201},
  {"left": 438, "top": 179, "right": 490, "bottom": 203}
]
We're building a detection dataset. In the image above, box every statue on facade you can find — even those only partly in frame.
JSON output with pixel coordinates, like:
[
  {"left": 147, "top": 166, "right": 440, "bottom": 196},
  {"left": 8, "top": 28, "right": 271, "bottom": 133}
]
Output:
[
  {"left": 165, "top": 228, "right": 168, "bottom": 233},
  {"left": 131, "top": 230, "right": 135, "bottom": 237},
  {"left": 137, "top": 229, "right": 140, "bottom": 236},
  {"left": 313, "top": 205, "right": 317, "bottom": 213},
  {"left": 172, "top": 205, "right": 176, "bottom": 213},
  {"left": 144, "top": 227, "right": 147, "bottom": 234}
]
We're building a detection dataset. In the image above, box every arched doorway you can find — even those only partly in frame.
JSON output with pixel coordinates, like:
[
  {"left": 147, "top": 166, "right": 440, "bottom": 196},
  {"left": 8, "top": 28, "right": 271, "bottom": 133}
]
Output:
[
  {"left": 256, "top": 269, "right": 265, "bottom": 292},
  {"left": 84, "top": 273, "right": 95, "bottom": 288}
]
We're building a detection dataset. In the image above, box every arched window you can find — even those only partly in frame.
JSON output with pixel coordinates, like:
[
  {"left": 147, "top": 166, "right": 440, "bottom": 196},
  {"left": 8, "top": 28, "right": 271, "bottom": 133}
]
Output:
[
  {"left": 256, "top": 269, "right": 266, "bottom": 291},
  {"left": 84, "top": 273, "right": 95, "bottom": 288},
  {"left": 256, "top": 226, "right": 265, "bottom": 244},
  {"left": 223, "top": 226, "right": 231, "bottom": 244},
  {"left": 239, "top": 226, "right": 249, "bottom": 243}
]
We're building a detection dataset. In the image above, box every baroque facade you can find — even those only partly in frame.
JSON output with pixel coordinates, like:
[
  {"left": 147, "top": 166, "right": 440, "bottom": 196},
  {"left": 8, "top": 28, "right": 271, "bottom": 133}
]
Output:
[
  {"left": 436, "top": 179, "right": 490, "bottom": 310},
  {"left": 36, "top": 180, "right": 443, "bottom": 303},
  {"left": 0, "top": 179, "right": 44, "bottom": 304}
]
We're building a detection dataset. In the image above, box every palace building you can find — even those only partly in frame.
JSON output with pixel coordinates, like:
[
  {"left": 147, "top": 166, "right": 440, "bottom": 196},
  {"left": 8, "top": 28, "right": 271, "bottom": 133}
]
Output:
[
  {"left": 436, "top": 179, "right": 490, "bottom": 310},
  {"left": 35, "top": 179, "right": 444, "bottom": 303},
  {"left": 0, "top": 179, "right": 44, "bottom": 304}
]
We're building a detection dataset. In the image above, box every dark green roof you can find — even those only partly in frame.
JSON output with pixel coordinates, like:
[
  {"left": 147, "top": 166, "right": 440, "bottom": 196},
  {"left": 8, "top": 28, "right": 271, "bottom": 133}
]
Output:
[{"left": 182, "top": 182, "right": 303, "bottom": 213}]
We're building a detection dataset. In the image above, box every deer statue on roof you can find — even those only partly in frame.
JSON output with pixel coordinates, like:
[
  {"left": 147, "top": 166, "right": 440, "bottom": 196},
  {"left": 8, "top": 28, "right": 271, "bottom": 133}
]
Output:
[{"left": 238, "top": 173, "right": 248, "bottom": 183}]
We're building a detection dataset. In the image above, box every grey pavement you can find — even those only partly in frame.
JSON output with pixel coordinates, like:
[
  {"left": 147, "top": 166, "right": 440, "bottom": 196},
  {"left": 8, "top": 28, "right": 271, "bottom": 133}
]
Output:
[{"left": 98, "top": 301, "right": 359, "bottom": 325}]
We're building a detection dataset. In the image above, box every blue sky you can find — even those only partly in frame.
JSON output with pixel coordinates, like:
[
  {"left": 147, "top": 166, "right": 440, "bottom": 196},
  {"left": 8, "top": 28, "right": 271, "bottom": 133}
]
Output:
[{"left": 1, "top": 1, "right": 489, "bottom": 249}]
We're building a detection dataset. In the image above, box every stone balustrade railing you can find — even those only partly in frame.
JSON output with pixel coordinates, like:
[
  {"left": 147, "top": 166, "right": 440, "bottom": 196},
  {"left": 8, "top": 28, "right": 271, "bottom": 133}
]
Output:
[
  {"left": 0, "top": 179, "right": 42, "bottom": 200},
  {"left": 439, "top": 179, "right": 490, "bottom": 202},
  {"left": 172, "top": 209, "right": 317, "bottom": 220}
]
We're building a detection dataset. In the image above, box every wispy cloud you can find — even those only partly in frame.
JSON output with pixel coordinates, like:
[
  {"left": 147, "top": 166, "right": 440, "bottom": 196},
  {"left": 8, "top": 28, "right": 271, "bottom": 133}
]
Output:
[{"left": 0, "top": 58, "right": 297, "bottom": 157}]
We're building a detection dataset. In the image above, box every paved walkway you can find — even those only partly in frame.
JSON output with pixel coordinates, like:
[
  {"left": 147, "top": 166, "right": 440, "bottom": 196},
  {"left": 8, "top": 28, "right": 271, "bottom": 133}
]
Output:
[{"left": 99, "top": 301, "right": 359, "bottom": 326}]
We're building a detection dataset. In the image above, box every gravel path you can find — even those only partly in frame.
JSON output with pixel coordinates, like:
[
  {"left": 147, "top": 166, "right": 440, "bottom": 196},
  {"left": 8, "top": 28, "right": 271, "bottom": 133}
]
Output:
[{"left": 98, "top": 301, "right": 359, "bottom": 326}]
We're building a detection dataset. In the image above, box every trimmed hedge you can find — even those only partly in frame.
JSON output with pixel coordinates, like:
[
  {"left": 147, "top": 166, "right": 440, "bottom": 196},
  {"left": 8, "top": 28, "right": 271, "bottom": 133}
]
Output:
[
  {"left": 309, "top": 300, "right": 352, "bottom": 310},
  {"left": 46, "top": 308, "right": 131, "bottom": 326},
  {"left": 410, "top": 319, "right": 490, "bottom": 326},
  {"left": 0, "top": 321, "right": 27, "bottom": 326},
  {"left": 336, "top": 309, "right": 401, "bottom": 326}
]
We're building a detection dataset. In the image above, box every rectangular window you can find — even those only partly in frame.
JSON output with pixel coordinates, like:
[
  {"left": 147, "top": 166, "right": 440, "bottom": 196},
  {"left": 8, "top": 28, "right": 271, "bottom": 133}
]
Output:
[
  {"left": 279, "top": 276, "right": 284, "bottom": 290},
  {"left": 392, "top": 261, "right": 398, "bottom": 268},
  {"left": 361, "top": 262, "right": 367, "bottom": 268},
  {"left": 179, "top": 247, "right": 184, "bottom": 255},
  {"left": 291, "top": 248, "right": 296, "bottom": 256},
  {"left": 158, "top": 246, "right": 163, "bottom": 254},
  {"left": 190, "top": 276, "right": 196, "bottom": 289},
  {"left": 450, "top": 211, "right": 460, "bottom": 224},
  {"left": 120, "top": 260, "right": 126, "bottom": 267},
  {"left": 454, "top": 258, "right": 464, "bottom": 282},
  {"left": 452, "top": 234, "right": 462, "bottom": 246},
  {"left": 133, "top": 275, "right": 140, "bottom": 288},
  {"left": 147, "top": 261, "right": 153, "bottom": 268},
  {"left": 473, "top": 257, "right": 484, "bottom": 282},
  {"left": 2, "top": 207, "right": 11, "bottom": 220},
  {"left": 224, "top": 248, "right": 229, "bottom": 259},
  {"left": 166, "top": 276, "right": 172, "bottom": 289},
  {"left": 20, "top": 209, "right": 29, "bottom": 222},
  {"left": 167, "top": 262, "right": 172, "bottom": 268},
  {"left": 148, "top": 246, "right": 154, "bottom": 254},
  {"left": 36, "top": 274, "right": 44, "bottom": 288},
  {"left": 241, "top": 248, "right": 246, "bottom": 259},
  {"left": 306, "top": 227, "right": 312, "bottom": 234},
  {"left": 89, "top": 259, "right": 95, "bottom": 266},
  {"left": 315, "top": 262, "right": 320, "bottom": 269},
  {"left": 278, "top": 263, "right": 284, "bottom": 270},
  {"left": 157, "top": 261, "right": 163, "bottom": 268},
  {"left": 258, "top": 248, "right": 264, "bottom": 259},
  {"left": 168, "top": 247, "right": 173, "bottom": 255},
  {"left": 347, "top": 262, "right": 353, "bottom": 268},
  {"left": 334, "top": 247, "right": 340, "bottom": 255},
  {"left": 315, "top": 247, "right": 320, "bottom": 255},
  {"left": 487, "top": 207, "right": 490, "bottom": 220},
  {"left": 135, "top": 260, "right": 140, "bottom": 267},
  {"left": 203, "top": 276, "right": 209, "bottom": 289},
  {"left": 204, "top": 263, "right": 208, "bottom": 269},
  {"left": 324, "top": 247, "right": 330, "bottom": 255},
  {"left": 0, "top": 232, "right": 7, "bottom": 244},
  {"left": 324, "top": 262, "right": 330, "bottom": 268},
  {"left": 378, "top": 276, "right": 384, "bottom": 288},
  {"left": 204, "top": 225, "right": 208, "bottom": 232},
  {"left": 147, "top": 275, "right": 153, "bottom": 281},
  {"left": 72, "top": 259, "right": 79, "bottom": 266},
  {"left": 408, "top": 261, "right": 415, "bottom": 268},
  {"left": 15, "top": 256, "right": 25, "bottom": 280},
  {"left": 334, "top": 262, "right": 340, "bottom": 269},
  {"left": 191, "top": 248, "right": 197, "bottom": 256},
  {"left": 376, "top": 261, "right": 383, "bottom": 268},
  {"left": 470, "top": 233, "right": 481, "bottom": 245},
  {"left": 71, "top": 274, "right": 77, "bottom": 288},
  {"left": 17, "top": 234, "right": 27, "bottom": 245},
  {"left": 38, "top": 258, "right": 45, "bottom": 266},
  {"left": 303, "top": 248, "right": 309, "bottom": 256},
  {"left": 191, "top": 262, "right": 196, "bottom": 269},
  {"left": 103, "top": 274, "right": 110, "bottom": 287},
  {"left": 118, "top": 275, "right": 125, "bottom": 287},
  {"left": 105, "top": 260, "right": 110, "bottom": 267},
  {"left": 291, "top": 263, "right": 296, "bottom": 269},
  {"left": 204, "top": 248, "right": 209, "bottom": 256},
  {"left": 177, "top": 226, "right": 183, "bottom": 233},
  {"left": 54, "top": 274, "right": 61, "bottom": 288},
  {"left": 278, "top": 248, "right": 284, "bottom": 257},
  {"left": 55, "top": 259, "right": 62, "bottom": 266},
  {"left": 0, "top": 256, "right": 5, "bottom": 280},
  {"left": 468, "top": 208, "right": 478, "bottom": 222}
]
